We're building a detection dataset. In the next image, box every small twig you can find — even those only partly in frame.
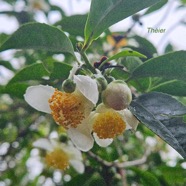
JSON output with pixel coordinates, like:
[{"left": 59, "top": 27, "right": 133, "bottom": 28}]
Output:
[
  {"left": 117, "top": 148, "right": 151, "bottom": 168},
  {"left": 87, "top": 148, "right": 151, "bottom": 168},
  {"left": 87, "top": 151, "right": 113, "bottom": 167}
]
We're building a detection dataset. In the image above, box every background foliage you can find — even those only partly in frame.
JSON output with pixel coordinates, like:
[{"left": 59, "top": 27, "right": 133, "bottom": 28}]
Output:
[{"left": 0, "top": 0, "right": 186, "bottom": 186}]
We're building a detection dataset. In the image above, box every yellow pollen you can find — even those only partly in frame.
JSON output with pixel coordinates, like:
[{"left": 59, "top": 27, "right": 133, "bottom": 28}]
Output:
[
  {"left": 33, "top": 2, "right": 42, "bottom": 10},
  {"left": 45, "top": 149, "right": 69, "bottom": 170},
  {"left": 48, "top": 89, "right": 85, "bottom": 129},
  {"left": 93, "top": 111, "right": 126, "bottom": 139}
]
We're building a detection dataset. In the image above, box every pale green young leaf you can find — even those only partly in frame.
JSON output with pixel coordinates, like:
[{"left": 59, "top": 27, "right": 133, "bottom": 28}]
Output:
[{"left": 106, "top": 50, "right": 146, "bottom": 62}]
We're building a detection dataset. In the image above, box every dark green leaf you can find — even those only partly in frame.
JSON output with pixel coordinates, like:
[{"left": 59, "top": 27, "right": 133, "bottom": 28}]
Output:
[
  {"left": 159, "top": 166, "right": 186, "bottom": 185},
  {"left": 131, "top": 168, "right": 161, "bottom": 186},
  {"left": 144, "top": 0, "right": 168, "bottom": 15},
  {"left": 84, "top": 0, "right": 160, "bottom": 46},
  {"left": 130, "top": 92, "right": 186, "bottom": 158},
  {"left": 151, "top": 80, "right": 186, "bottom": 96},
  {"left": 5, "top": 83, "right": 29, "bottom": 98},
  {"left": 140, "top": 171, "right": 161, "bottom": 186},
  {"left": 0, "top": 60, "right": 14, "bottom": 71},
  {"left": 132, "top": 51, "right": 186, "bottom": 81},
  {"left": 7, "top": 63, "right": 50, "bottom": 85},
  {"left": 56, "top": 14, "right": 87, "bottom": 37},
  {"left": 50, "top": 62, "right": 72, "bottom": 80},
  {"left": 0, "top": 33, "right": 9, "bottom": 46},
  {"left": 164, "top": 43, "right": 174, "bottom": 53},
  {"left": 0, "top": 23, "right": 75, "bottom": 56}
]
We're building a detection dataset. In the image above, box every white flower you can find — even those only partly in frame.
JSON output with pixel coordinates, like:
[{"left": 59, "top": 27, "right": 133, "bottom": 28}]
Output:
[
  {"left": 33, "top": 138, "right": 84, "bottom": 173},
  {"left": 68, "top": 104, "right": 139, "bottom": 151},
  {"left": 24, "top": 71, "right": 99, "bottom": 151},
  {"left": 28, "top": 0, "right": 50, "bottom": 12}
]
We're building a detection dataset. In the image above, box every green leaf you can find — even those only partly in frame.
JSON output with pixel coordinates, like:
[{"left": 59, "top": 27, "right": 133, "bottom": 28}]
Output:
[
  {"left": 7, "top": 63, "right": 50, "bottom": 85},
  {"left": 130, "top": 92, "right": 186, "bottom": 158},
  {"left": 106, "top": 50, "right": 146, "bottom": 62},
  {"left": 0, "top": 23, "right": 75, "bottom": 56},
  {"left": 84, "top": 0, "right": 160, "bottom": 47},
  {"left": 132, "top": 168, "right": 160, "bottom": 186},
  {"left": 140, "top": 171, "right": 161, "bottom": 186},
  {"left": 131, "top": 51, "right": 186, "bottom": 81},
  {"left": 5, "top": 83, "right": 29, "bottom": 98},
  {"left": 131, "top": 35, "right": 157, "bottom": 58},
  {"left": 130, "top": 78, "right": 151, "bottom": 92},
  {"left": 50, "top": 62, "right": 72, "bottom": 80},
  {"left": 122, "top": 56, "right": 143, "bottom": 72},
  {"left": 151, "top": 80, "right": 186, "bottom": 96},
  {"left": 164, "top": 43, "right": 174, "bottom": 53},
  {"left": 0, "top": 60, "right": 14, "bottom": 71},
  {"left": 159, "top": 166, "right": 186, "bottom": 185},
  {"left": 65, "top": 173, "right": 106, "bottom": 186},
  {"left": 110, "top": 68, "right": 129, "bottom": 80},
  {"left": 56, "top": 14, "right": 87, "bottom": 37},
  {"left": 144, "top": 0, "right": 168, "bottom": 15},
  {"left": 0, "top": 33, "right": 9, "bottom": 46}
]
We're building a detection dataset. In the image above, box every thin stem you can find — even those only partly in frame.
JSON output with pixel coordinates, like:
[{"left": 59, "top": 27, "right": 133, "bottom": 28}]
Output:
[
  {"left": 80, "top": 51, "right": 96, "bottom": 73},
  {"left": 117, "top": 148, "right": 151, "bottom": 168},
  {"left": 87, "top": 148, "right": 151, "bottom": 168},
  {"left": 77, "top": 43, "right": 96, "bottom": 73}
]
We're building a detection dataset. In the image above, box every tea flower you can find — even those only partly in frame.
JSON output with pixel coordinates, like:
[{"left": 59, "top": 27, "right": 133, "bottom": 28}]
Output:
[
  {"left": 33, "top": 138, "right": 84, "bottom": 173},
  {"left": 68, "top": 104, "right": 139, "bottom": 151},
  {"left": 24, "top": 74, "right": 99, "bottom": 150},
  {"left": 92, "top": 104, "right": 138, "bottom": 138},
  {"left": 28, "top": 0, "right": 50, "bottom": 12}
]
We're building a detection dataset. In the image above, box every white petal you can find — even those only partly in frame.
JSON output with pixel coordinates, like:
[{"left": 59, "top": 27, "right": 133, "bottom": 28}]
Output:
[
  {"left": 74, "top": 75, "right": 98, "bottom": 105},
  {"left": 96, "top": 103, "right": 112, "bottom": 113},
  {"left": 122, "top": 109, "right": 139, "bottom": 130},
  {"left": 69, "top": 160, "right": 85, "bottom": 174},
  {"left": 93, "top": 133, "right": 113, "bottom": 147},
  {"left": 64, "top": 145, "right": 83, "bottom": 161},
  {"left": 67, "top": 123, "right": 94, "bottom": 152},
  {"left": 33, "top": 138, "right": 53, "bottom": 151},
  {"left": 24, "top": 85, "right": 55, "bottom": 113}
]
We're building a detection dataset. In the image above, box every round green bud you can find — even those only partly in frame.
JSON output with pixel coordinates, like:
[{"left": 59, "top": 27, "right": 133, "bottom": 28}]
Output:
[
  {"left": 59, "top": 134, "right": 68, "bottom": 143},
  {"left": 96, "top": 76, "right": 108, "bottom": 92},
  {"left": 62, "top": 79, "right": 76, "bottom": 93},
  {"left": 102, "top": 80, "right": 132, "bottom": 110}
]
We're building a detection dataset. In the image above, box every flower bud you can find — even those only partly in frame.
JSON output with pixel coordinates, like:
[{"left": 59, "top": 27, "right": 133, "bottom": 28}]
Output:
[
  {"left": 96, "top": 76, "right": 108, "bottom": 92},
  {"left": 62, "top": 79, "right": 76, "bottom": 93},
  {"left": 102, "top": 80, "right": 132, "bottom": 110}
]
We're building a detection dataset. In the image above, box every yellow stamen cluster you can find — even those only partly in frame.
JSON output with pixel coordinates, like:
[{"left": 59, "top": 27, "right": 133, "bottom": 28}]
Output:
[
  {"left": 45, "top": 149, "right": 69, "bottom": 170},
  {"left": 48, "top": 89, "right": 85, "bottom": 129},
  {"left": 93, "top": 111, "right": 126, "bottom": 139},
  {"left": 33, "top": 2, "right": 42, "bottom": 10}
]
